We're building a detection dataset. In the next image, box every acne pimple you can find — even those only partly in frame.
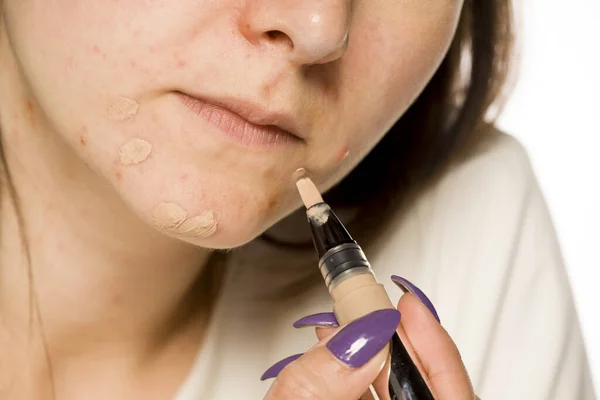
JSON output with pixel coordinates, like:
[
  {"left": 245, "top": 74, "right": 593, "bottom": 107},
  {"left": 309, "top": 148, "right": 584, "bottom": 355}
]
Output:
[
  {"left": 106, "top": 97, "right": 139, "bottom": 121},
  {"left": 152, "top": 202, "right": 187, "bottom": 229},
  {"left": 120, "top": 138, "right": 152, "bottom": 165},
  {"left": 337, "top": 147, "right": 350, "bottom": 161}
]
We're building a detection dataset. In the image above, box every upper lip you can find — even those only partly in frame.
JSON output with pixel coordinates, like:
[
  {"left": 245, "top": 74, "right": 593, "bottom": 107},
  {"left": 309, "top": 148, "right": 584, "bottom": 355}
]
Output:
[{"left": 177, "top": 91, "right": 304, "bottom": 140}]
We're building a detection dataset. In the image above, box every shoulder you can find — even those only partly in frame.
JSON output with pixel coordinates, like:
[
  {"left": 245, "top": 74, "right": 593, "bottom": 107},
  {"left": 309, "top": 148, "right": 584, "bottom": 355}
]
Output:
[
  {"left": 430, "top": 127, "right": 536, "bottom": 212},
  {"left": 372, "top": 127, "right": 552, "bottom": 320},
  {"left": 372, "top": 128, "right": 539, "bottom": 272}
]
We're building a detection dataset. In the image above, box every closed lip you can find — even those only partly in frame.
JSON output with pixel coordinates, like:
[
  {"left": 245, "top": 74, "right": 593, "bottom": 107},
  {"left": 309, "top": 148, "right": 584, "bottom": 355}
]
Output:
[{"left": 175, "top": 91, "right": 305, "bottom": 142}]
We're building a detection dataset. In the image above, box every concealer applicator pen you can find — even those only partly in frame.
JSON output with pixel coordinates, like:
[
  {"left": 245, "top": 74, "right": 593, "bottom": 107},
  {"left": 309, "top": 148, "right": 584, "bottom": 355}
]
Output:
[{"left": 295, "top": 171, "right": 435, "bottom": 400}]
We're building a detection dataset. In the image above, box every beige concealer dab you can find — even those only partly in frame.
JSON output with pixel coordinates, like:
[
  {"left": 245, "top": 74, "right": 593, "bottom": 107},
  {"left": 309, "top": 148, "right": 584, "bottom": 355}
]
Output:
[
  {"left": 106, "top": 96, "right": 139, "bottom": 121},
  {"left": 152, "top": 202, "right": 188, "bottom": 229},
  {"left": 306, "top": 203, "right": 329, "bottom": 225},
  {"left": 120, "top": 138, "right": 152, "bottom": 165},
  {"left": 174, "top": 211, "right": 217, "bottom": 238},
  {"left": 152, "top": 203, "right": 218, "bottom": 238}
]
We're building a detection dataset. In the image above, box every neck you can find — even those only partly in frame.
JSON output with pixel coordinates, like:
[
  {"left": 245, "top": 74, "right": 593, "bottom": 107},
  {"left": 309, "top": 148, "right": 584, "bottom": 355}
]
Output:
[{"left": 0, "top": 28, "right": 216, "bottom": 387}]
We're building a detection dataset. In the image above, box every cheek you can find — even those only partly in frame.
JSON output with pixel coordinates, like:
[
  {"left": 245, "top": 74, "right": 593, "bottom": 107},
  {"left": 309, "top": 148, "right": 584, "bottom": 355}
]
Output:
[{"left": 343, "top": 3, "right": 463, "bottom": 133}]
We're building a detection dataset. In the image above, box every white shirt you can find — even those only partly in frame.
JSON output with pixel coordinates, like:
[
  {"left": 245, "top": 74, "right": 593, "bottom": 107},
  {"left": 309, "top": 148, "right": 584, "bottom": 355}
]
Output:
[{"left": 174, "top": 132, "right": 596, "bottom": 399}]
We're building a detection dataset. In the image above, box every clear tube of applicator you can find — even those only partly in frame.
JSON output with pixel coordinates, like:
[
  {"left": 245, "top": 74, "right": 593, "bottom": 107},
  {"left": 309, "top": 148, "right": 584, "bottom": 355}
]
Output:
[{"left": 304, "top": 200, "right": 435, "bottom": 400}]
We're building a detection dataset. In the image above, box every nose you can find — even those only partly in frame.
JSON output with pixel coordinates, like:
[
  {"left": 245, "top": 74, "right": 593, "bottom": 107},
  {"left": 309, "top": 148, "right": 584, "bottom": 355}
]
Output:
[{"left": 242, "top": 1, "right": 351, "bottom": 65}]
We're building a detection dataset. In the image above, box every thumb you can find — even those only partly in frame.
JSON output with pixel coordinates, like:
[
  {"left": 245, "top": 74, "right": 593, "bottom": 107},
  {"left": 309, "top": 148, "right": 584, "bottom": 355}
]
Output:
[{"left": 262, "top": 309, "right": 400, "bottom": 400}]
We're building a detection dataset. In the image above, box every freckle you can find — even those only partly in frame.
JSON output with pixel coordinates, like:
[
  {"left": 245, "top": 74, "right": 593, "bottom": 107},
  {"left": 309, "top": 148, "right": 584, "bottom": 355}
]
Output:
[
  {"left": 79, "top": 135, "right": 87, "bottom": 146},
  {"left": 26, "top": 99, "right": 34, "bottom": 113},
  {"left": 266, "top": 196, "right": 280, "bottom": 212},
  {"left": 176, "top": 59, "right": 186, "bottom": 68}
]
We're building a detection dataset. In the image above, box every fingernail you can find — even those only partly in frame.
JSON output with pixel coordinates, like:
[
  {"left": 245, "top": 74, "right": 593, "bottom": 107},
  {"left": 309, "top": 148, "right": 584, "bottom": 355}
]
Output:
[
  {"left": 391, "top": 275, "right": 440, "bottom": 323},
  {"left": 260, "top": 353, "right": 303, "bottom": 381},
  {"left": 326, "top": 308, "right": 400, "bottom": 368},
  {"left": 293, "top": 312, "right": 339, "bottom": 328}
]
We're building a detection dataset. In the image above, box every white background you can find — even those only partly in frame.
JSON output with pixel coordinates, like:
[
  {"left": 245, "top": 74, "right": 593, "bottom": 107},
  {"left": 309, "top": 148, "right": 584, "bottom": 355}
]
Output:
[{"left": 497, "top": 0, "right": 600, "bottom": 390}]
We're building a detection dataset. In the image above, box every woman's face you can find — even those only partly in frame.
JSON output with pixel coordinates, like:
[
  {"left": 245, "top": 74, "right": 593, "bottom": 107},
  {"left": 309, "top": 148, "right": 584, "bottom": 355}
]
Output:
[{"left": 1, "top": 0, "right": 462, "bottom": 248}]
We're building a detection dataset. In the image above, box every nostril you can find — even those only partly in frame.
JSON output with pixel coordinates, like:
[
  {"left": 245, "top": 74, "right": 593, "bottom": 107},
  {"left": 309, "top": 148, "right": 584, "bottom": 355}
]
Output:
[{"left": 265, "top": 30, "right": 294, "bottom": 49}]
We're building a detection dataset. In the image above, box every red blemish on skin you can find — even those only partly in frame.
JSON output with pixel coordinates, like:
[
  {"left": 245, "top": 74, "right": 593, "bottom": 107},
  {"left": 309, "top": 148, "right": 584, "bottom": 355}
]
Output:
[
  {"left": 111, "top": 293, "right": 122, "bottom": 306},
  {"left": 149, "top": 46, "right": 156, "bottom": 54},
  {"left": 66, "top": 56, "right": 74, "bottom": 69},
  {"left": 26, "top": 99, "right": 34, "bottom": 113},
  {"left": 79, "top": 135, "right": 87, "bottom": 146},
  {"left": 180, "top": 173, "right": 190, "bottom": 181},
  {"left": 129, "top": 59, "right": 137, "bottom": 68},
  {"left": 336, "top": 147, "right": 350, "bottom": 162},
  {"left": 176, "top": 59, "right": 187, "bottom": 69},
  {"left": 115, "top": 171, "right": 123, "bottom": 182},
  {"left": 92, "top": 44, "right": 106, "bottom": 59}
]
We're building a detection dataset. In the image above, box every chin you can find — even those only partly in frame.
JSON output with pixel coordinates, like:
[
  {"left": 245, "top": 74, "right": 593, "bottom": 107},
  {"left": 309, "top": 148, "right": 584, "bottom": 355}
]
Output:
[
  {"left": 161, "top": 206, "right": 288, "bottom": 250},
  {"left": 120, "top": 172, "right": 294, "bottom": 251}
]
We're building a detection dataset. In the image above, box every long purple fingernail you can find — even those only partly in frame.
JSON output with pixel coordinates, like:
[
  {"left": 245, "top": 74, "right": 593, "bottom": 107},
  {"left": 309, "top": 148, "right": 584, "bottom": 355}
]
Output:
[
  {"left": 260, "top": 353, "right": 303, "bottom": 380},
  {"left": 293, "top": 312, "right": 339, "bottom": 328},
  {"left": 326, "top": 308, "right": 400, "bottom": 368},
  {"left": 391, "top": 275, "right": 440, "bottom": 323}
]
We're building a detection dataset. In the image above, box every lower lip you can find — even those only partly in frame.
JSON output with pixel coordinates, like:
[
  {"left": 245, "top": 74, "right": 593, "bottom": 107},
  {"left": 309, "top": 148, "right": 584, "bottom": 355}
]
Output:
[{"left": 176, "top": 93, "right": 300, "bottom": 149}]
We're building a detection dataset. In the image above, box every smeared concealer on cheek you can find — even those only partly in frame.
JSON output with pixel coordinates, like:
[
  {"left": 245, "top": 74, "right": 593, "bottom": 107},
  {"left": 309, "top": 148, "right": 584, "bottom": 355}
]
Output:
[
  {"left": 152, "top": 202, "right": 187, "bottom": 229},
  {"left": 174, "top": 211, "right": 217, "bottom": 238},
  {"left": 106, "top": 97, "right": 139, "bottom": 121},
  {"left": 120, "top": 138, "right": 152, "bottom": 165},
  {"left": 151, "top": 203, "right": 218, "bottom": 238}
]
